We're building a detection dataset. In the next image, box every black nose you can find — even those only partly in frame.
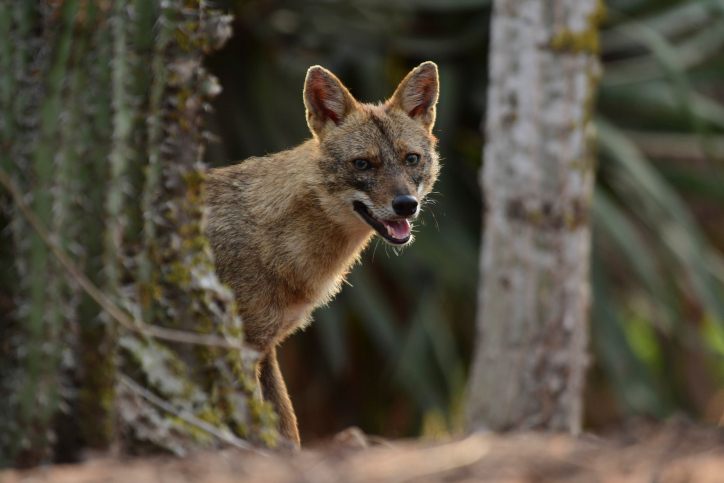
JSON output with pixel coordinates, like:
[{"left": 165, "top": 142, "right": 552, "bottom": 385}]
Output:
[{"left": 392, "top": 195, "right": 418, "bottom": 217}]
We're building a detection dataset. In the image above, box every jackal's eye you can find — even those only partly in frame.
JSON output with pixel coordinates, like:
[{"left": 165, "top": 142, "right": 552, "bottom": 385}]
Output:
[
  {"left": 353, "top": 159, "right": 371, "bottom": 170},
  {"left": 404, "top": 153, "right": 420, "bottom": 166}
]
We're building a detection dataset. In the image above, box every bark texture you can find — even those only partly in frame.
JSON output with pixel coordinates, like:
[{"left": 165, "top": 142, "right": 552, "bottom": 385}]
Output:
[{"left": 466, "top": 0, "right": 604, "bottom": 433}]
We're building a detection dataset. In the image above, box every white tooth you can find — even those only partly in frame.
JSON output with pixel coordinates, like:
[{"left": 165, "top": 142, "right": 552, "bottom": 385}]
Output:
[{"left": 387, "top": 224, "right": 392, "bottom": 236}]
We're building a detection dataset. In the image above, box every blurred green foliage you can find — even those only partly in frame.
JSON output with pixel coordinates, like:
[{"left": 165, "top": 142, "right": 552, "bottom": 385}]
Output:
[{"left": 205, "top": 0, "right": 724, "bottom": 440}]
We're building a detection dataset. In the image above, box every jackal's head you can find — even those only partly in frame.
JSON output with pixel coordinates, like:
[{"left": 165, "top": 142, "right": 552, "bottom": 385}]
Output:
[{"left": 304, "top": 62, "right": 440, "bottom": 246}]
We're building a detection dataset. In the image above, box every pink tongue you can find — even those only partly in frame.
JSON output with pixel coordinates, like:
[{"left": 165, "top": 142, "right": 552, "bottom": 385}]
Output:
[{"left": 381, "top": 219, "right": 411, "bottom": 239}]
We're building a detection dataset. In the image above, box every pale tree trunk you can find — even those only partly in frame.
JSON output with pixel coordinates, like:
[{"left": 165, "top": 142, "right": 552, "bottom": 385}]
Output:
[{"left": 466, "top": 0, "right": 605, "bottom": 433}]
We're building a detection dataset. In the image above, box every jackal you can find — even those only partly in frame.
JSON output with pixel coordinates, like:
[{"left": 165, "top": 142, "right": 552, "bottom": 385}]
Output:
[{"left": 204, "top": 62, "right": 440, "bottom": 446}]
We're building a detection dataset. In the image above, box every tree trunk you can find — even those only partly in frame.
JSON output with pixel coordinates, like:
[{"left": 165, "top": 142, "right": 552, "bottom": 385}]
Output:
[{"left": 466, "top": 0, "right": 604, "bottom": 433}]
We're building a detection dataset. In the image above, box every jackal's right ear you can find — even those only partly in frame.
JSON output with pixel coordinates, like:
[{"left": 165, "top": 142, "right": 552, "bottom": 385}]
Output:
[
  {"left": 388, "top": 62, "right": 439, "bottom": 132},
  {"left": 304, "top": 66, "right": 357, "bottom": 139}
]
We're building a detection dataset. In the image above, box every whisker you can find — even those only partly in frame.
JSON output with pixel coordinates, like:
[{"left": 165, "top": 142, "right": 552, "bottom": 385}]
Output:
[
  {"left": 372, "top": 237, "right": 381, "bottom": 262},
  {"left": 425, "top": 206, "right": 440, "bottom": 231},
  {"left": 430, "top": 211, "right": 439, "bottom": 231}
]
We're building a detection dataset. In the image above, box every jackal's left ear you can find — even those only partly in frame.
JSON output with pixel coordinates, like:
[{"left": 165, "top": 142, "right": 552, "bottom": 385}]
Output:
[
  {"left": 388, "top": 62, "right": 439, "bottom": 132},
  {"left": 304, "top": 66, "right": 358, "bottom": 139}
]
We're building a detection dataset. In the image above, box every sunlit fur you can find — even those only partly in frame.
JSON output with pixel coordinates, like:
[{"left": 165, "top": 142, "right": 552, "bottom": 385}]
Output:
[{"left": 204, "top": 62, "right": 440, "bottom": 446}]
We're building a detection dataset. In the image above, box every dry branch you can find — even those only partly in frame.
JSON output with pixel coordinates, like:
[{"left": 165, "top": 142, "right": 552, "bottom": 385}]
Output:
[{"left": 119, "top": 376, "right": 267, "bottom": 456}]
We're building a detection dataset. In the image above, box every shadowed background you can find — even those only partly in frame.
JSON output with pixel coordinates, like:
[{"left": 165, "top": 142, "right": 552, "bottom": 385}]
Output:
[{"left": 204, "top": 0, "right": 724, "bottom": 442}]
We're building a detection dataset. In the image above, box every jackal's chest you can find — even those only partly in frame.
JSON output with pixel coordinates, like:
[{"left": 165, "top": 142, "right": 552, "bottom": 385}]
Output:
[
  {"left": 278, "top": 271, "right": 344, "bottom": 336},
  {"left": 275, "top": 235, "right": 363, "bottom": 333}
]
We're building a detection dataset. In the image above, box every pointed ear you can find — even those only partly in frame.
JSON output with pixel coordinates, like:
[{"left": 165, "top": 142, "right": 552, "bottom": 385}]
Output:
[
  {"left": 303, "top": 66, "right": 357, "bottom": 139},
  {"left": 388, "top": 62, "right": 439, "bottom": 132}
]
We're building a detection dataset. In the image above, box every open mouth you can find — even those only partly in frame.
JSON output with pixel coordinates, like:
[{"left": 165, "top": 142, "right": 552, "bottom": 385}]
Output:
[{"left": 353, "top": 201, "right": 412, "bottom": 245}]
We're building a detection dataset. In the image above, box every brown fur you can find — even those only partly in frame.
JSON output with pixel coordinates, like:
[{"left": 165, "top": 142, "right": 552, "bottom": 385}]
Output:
[{"left": 204, "top": 62, "right": 440, "bottom": 446}]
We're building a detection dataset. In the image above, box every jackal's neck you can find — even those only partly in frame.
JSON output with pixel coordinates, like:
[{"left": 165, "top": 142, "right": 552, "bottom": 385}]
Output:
[{"left": 271, "top": 140, "right": 373, "bottom": 298}]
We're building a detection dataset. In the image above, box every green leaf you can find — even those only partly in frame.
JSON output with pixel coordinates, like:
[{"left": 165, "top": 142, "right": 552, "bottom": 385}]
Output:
[{"left": 598, "top": 119, "right": 724, "bottom": 325}]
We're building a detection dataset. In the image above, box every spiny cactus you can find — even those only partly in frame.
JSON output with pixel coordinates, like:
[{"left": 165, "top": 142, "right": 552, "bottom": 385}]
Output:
[{"left": 0, "top": 0, "right": 275, "bottom": 467}]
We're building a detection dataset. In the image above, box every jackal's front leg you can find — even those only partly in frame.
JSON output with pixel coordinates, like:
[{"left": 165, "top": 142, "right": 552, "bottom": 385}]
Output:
[{"left": 258, "top": 346, "right": 300, "bottom": 446}]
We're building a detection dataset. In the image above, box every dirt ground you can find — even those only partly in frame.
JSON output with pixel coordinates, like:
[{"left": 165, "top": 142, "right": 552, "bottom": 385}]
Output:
[{"left": 3, "top": 420, "right": 724, "bottom": 483}]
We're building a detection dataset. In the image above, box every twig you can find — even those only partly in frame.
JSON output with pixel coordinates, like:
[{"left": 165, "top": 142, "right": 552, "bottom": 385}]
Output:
[
  {"left": 0, "top": 164, "right": 242, "bottom": 350},
  {"left": 310, "top": 434, "right": 490, "bottom": 482},
  {"left": 120, "top": 375, "right": 269, "bottom": 456}
]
